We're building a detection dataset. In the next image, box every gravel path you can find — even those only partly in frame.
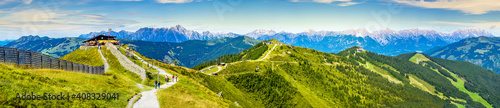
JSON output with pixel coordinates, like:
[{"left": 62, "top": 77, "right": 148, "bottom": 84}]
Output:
[
  {"left": 259, "top": 44, "right": 277, "bottom": 61},
  {"left": 98, "top": 47, "right": 109, "bottom": 72},
  {"left": 126, "top": 48, "right": 178, "bottom": 108}
]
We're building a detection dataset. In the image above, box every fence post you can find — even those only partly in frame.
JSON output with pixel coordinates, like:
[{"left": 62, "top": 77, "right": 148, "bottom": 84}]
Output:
[
  {"left": 49, "top": 57, "right": 53, "bottom": 69},
  {"left": 39, "top": 53, "right": 42, "bottom": 68},
  {"left": 102, "top": 65, "right": 105, "bottom": 74},
  {"left": 84, "top": 65, "right": 87, "bottom": 74},
  {"left": 27, "top": 50, "right": 31, "bottom": 67},
  {"left": 0, "top": 47, "right": 4, "bottom": 63},
  {"left": 16, "top": 49, "right": 19, "bottom": 66}
]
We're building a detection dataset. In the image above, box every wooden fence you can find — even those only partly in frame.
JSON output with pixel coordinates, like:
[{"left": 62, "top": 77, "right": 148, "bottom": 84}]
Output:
[{"left": 0, "top": 47, "right": 105, "bottom": 75}]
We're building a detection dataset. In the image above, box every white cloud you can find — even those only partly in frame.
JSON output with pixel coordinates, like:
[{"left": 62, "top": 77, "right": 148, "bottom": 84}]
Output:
[
  {"left": 338, "top": 1, "right": 359, "bottom": 6},
  {"left": 430, "top": 21, "right": 500, "bottom": 28},
  {"left": 0, "top": 8, "right": 138, "bottom": 38},
  {"left": 430, "top": 21, "right": 500, "bottom": 36},
  {"left": 156, "top": 0, "right": 194, "bottom": 3},
  {"left": 23, "top": 0, "right": 32, "bottom": 4},
  {"left": 75, "top": 14, "right": 105, "bottom": 18},
  {"left": 394, "top": 0, "right": 500, "bottom": 14},
  {"left": 289, "top": 0, "right": 359, "bottom": 6},
  {"left": 0, "top": 0, "right": 16, "bottom": 5}
]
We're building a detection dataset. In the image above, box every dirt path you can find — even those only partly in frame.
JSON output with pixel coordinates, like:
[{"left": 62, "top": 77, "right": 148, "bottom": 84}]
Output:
[
  {"left": 125, "top": 48, "right": 178, "bottom": 108},
  {"left": 98, "top": 47, "right": 109, "bottom": 72},
  {"left": 259, "top": 44, "right": 277, "bottom": 61}
]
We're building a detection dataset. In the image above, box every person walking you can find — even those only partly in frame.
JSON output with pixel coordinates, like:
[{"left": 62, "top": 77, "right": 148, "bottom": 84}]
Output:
[
  {"left": 176, "top": 75, "right": 178, "bottom": 82},
  {"left": 172, "top": 75, "right": 175, "bottom": 82},
  {"left": 158, "top": 81, "right": 161, "bottom": 88},
  {"left": 166, "top": 75, "right": 169, "bottom": 82},
  {"left": 154, "top": 80, "right": 157, "bottom": 89}
]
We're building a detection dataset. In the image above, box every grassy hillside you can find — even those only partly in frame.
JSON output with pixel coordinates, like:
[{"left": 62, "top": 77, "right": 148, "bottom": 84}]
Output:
[
  {"left": 421, "top": 54, "right": 500, "bottom": 108},
  {"left": 59, "top": 47, "right": 104, "bottom": 66},
  {"left": 156, "top": 62, "right": 264, "bottom": 108},
  {"left": 189, "top": 42, "right": 454, "bottom": 107},
  {"left": 121, "top": 36, "right": 262, "bottom": 68},
  {"left": 123, "top": 47, "right": 241, "bottom": 107},
  {"left": 192, "top": 41, "right": 268, "bottom": 70},
  {"left": 0, "top": 46, "right": 147, "bottom": 107},
  {"left": 403, "top": 53, "right": 495, "bottom": 108},
  {"left": 0, "top": 63, "right": 140, "bottom": 107}
]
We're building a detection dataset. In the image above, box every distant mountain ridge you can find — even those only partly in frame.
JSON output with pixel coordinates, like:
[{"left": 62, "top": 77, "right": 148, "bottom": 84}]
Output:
[
  {"left": 79, "top": 25, "right": 493, "bottom": 55},
  {"left": 3, "top": 35, "right": 85, "bottom": 58},
  {"left": 120, "top": 36, "right": 262, "bottom": 68},
  {"left": 0, "top": 39, "right": 13, "bottom": 46},
  {"left": 78, "top": 25, "right": 239, "bottom": 43},
  {"left": 425, "top": 36, "right": 500, "bottom": 74}
]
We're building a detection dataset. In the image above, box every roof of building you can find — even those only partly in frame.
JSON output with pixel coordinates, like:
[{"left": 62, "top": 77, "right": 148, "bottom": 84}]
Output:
[{"left": 83, "top": 35, "right": 117, "bottom": 43}]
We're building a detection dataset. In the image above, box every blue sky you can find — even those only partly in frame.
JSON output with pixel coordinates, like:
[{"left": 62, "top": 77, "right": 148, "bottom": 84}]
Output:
[{"left": 0, "top": 0, "right": 499, "bottom": 40}]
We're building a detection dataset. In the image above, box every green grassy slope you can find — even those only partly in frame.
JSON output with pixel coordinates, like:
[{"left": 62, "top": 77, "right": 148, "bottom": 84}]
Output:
[
  {"left": 418, "top": 54, "right": 500, "bottom": 108},
  {"left": 402, "top": 53, "right": 493, "bottom": 108},
  {"left": 191, "top": 42, "right": 452, "bottom": 107},
  {"left": 192, "top": 41, "right": 268, "bottom": 70},
  {"left": 0, "top": 47, "right": 141, "bottom": 108},
  {"left": 59, "top": 47, "right": 104, "bottom": 66},
  {"left": 123, "top": 47, "right": 241, "bottom": 107}
]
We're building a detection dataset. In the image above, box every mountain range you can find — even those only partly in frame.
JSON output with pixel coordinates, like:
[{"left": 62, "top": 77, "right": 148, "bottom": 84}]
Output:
[
  {"left": 79, "top": 25, "right": 493, "bottom": 55},
  {"left": 78, "top": 25, "right": 239, "bottom": 43},
  {"left": 3, "top": 35, "right": 85, "bottom": 58},
  {"left": 425, "top": 36, "right": 500, "bottom": 74},
  {"left": 120, "top": 36, "right": 262, "bottom": 68}
]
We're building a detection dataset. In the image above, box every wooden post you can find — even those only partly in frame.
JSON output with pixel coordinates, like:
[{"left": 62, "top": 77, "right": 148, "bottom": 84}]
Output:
[
  {"left": 16, "top": 49, "right": 19, "bottom": 66},
  {"left": 1, "top": 47, "right": 5, "bottom": 63}
]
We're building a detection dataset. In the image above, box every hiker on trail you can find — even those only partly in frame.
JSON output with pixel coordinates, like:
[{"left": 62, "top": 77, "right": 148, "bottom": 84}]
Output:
[
  {"left": 158, "top": 81, "right": 161, "bottom": 88},
  {"left": 155, "top": 80, "right": 158, "bottom": 89},
  {"left": 176, "top": 75, "right": 178, "bottom": 82},
  {"left": 172, "top": 75, "right": 175, "bottom": 82},
  {"left": 166, "top": 75, "right": 169, "bottom": 82}
]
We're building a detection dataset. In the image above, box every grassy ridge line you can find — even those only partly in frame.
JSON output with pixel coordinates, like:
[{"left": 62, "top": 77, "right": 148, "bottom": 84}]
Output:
[{"left": 59, "top": 47, "right": 104, "bottom": 66}]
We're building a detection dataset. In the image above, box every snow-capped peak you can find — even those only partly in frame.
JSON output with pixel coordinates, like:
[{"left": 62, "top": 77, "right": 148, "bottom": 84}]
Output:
[
  {"left": 450, "top": 29, "right": 493, "bottom": 38},
  {"left": 341, "top": 28, "right": 370, "bottom": 37},
  {"left": 245, "top": 29, "right": 277, "bottom": 38}
]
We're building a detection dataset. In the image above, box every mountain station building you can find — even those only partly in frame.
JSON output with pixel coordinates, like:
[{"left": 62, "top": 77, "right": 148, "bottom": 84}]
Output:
[{"left": 83, "top": 35, "right": 119, "bottom": 46}]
